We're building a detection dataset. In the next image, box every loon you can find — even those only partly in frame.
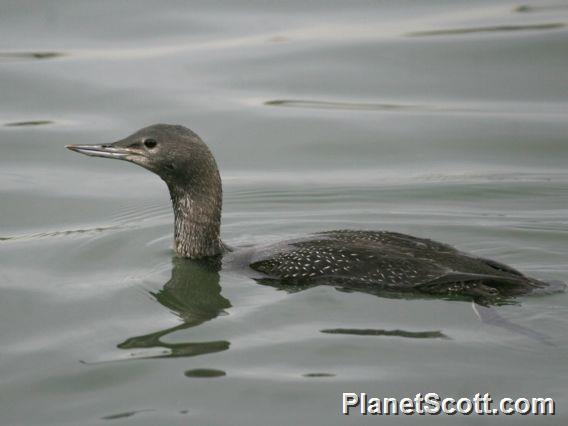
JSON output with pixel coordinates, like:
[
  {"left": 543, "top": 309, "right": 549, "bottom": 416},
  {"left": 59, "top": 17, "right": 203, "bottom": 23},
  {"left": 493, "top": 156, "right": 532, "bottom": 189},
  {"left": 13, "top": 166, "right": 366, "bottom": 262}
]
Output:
[{"left": 67, "top": 124, "right": 556, "bottom": 302}]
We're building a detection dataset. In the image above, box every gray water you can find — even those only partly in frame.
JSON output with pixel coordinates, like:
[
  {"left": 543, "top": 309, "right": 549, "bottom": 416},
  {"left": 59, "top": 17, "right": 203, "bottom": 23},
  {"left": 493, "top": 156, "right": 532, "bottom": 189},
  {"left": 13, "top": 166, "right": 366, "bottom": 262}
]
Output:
[{"left": 1, "top": 1, "right": 568, "bottom": 425}]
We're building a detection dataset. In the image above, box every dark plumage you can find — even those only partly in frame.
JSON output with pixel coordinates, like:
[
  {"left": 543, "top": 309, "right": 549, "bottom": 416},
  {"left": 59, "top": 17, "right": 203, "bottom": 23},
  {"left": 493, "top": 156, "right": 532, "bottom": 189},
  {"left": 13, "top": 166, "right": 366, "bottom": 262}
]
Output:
[
  {"left": 67, "top": 124, "right": 558, "bottom": 302},
  {"left": 247, "top": 230, "right": 547, "bottom": 300}
]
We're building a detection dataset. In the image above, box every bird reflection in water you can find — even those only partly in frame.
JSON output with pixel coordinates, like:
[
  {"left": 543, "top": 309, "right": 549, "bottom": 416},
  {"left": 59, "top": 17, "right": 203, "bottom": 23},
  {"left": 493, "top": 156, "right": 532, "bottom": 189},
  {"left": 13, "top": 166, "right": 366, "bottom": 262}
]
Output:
[
  {"left": 118, "top": 256, "right": 231, "bottom": 358},
  {"left": 116, "top": 257, "right": 559, "bottom": 360}
]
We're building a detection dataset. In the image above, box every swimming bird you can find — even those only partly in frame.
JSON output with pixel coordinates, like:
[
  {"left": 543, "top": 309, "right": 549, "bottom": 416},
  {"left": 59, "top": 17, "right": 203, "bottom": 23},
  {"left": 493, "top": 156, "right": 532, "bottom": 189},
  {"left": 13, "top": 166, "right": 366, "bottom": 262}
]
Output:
[{"left": 66, "top": 124, "right": 557, "bottom": 303}]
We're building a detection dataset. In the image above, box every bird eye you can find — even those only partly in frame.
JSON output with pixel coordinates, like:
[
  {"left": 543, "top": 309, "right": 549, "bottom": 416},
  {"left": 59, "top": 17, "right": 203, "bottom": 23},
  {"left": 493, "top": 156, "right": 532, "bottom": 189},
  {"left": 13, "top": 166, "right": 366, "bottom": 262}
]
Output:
[{"left": 144, "top": 138, "right": 157, "bottom": 149}]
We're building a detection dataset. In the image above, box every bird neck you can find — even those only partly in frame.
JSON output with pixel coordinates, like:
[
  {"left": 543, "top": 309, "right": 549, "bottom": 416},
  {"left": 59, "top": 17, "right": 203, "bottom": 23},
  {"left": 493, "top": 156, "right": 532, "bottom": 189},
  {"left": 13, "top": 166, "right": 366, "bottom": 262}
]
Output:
[{"left": 167, "top": 180, "right": 224, "bottom": 259}]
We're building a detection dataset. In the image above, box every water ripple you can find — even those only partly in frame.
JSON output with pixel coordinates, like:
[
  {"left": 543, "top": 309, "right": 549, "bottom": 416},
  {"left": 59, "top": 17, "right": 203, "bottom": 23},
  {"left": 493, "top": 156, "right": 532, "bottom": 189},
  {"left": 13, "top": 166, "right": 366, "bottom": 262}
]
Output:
[
  {"left": 321, "top": 328, "right": 449, "bottom": 339},
  {"left": 0, "top": 225, "right": 121, "bottom": 243},
  {"left": 514, "top": 4, "right": 568, "bottom": 13},
  {"left": 4, "top": 120, "right": 53, "bottom": 127},
  {"left": 0, "top": 51, "right": 65, "bottom": 61},
  {"left": 265, "top": 99, "right": 473, "bottom": 113},
  {"left": 101, "top": 409, "right": 155, "bottom": 421},
  {"left": 407, "top": 22, "right": 565, "bottom": 37},
  {"left": 263, "top": 98, "right": 567, "bottom": 117}
]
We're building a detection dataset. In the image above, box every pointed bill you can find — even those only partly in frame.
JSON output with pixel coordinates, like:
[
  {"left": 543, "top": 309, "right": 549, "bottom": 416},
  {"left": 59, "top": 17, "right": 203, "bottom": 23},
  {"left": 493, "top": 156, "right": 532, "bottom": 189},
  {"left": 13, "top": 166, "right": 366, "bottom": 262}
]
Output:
[{"left": 65, "top": 144, "right": 133, "bottom": 160}]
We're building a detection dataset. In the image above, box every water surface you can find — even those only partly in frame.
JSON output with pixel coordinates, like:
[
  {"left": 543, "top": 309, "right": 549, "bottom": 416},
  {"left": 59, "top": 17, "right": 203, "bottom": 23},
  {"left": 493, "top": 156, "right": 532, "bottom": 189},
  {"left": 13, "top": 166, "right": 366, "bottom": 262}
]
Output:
[{"left": 1, "top": 1, "right": 567, "bottom": 425}]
